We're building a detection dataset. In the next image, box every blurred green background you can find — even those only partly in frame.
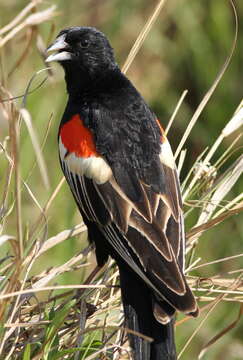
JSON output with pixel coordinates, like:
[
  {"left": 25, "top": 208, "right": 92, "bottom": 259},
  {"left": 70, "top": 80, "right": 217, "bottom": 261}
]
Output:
[{"left": 0, "top": 0, "right": 242, "bottom": 359}]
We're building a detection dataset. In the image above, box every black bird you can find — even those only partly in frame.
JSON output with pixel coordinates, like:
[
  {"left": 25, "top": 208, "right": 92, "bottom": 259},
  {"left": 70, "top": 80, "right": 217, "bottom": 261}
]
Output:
[{"left": 46, "top": 26, "right": 198, "bottom": 360}]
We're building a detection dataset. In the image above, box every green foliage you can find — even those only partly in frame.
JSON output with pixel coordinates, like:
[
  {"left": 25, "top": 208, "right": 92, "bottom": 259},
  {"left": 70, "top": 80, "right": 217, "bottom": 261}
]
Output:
[{"left": 0, "top": 0, "right": 242, "bottom": 359}]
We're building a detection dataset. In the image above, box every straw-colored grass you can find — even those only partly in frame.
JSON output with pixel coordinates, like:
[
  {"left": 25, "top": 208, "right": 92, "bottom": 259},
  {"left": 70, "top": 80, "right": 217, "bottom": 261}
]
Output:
[{"left": 0, "top": 0, "right": 242, "bottom": 359}]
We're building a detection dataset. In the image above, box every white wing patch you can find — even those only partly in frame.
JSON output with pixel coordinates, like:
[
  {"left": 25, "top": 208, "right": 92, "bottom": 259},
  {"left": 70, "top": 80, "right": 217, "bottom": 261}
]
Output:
[
  {"left": 59, "top": 138, "right": 112, "bottom": 184},
  {"left": 159, "top": 139, "right": 175, "bottom": 169}
]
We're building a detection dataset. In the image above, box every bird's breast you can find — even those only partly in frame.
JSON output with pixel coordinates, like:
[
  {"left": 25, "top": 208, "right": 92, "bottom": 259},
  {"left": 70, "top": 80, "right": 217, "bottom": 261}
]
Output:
[{"left": 59, "top": 114, "right": 112, "bottom": 184}]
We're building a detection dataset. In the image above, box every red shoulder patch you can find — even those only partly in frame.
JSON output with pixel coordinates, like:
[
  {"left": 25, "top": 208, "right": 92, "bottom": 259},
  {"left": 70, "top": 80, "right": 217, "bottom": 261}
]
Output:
[
  {"left": 156, "top": 119, "right": 166, "bottom": 143},
  {"left": 60, "top": 114, "right": 98, "bottom": 158}
]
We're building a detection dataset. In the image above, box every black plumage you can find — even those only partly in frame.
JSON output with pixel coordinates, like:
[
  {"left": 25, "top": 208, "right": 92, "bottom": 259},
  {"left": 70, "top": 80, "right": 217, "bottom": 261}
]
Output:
[{"left": 46, "top": 26, "right": 198, "bottom": 360}]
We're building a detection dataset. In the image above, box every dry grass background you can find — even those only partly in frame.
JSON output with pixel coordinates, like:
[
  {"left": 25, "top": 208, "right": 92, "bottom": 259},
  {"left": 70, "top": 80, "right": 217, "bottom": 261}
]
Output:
[{"left": 0, "top": 0, "right": 242, "bottom": 359}]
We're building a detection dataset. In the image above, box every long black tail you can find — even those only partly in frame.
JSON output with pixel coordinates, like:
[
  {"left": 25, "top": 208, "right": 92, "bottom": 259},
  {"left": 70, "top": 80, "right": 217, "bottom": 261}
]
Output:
[{"left": 118, "top": 263, "right": 177, "bottom": 360}]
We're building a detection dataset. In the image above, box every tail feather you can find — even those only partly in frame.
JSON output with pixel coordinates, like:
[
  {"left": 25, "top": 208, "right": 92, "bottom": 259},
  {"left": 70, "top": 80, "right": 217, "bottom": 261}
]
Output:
[
  {"left": 124, "top": 303, "right": 151, "bottom": 360},
  {"left": 118, "top": 262, "right": 177, "bottom": 360},
  {"left": 151, "top": 318, "right": 177, "bottom": 360}
]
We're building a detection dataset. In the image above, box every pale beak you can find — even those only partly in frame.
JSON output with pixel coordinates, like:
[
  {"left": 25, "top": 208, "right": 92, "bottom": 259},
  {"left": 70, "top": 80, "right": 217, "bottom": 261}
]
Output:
[{"left": 46, "top": 34, "right": 72, "bottom": 62}]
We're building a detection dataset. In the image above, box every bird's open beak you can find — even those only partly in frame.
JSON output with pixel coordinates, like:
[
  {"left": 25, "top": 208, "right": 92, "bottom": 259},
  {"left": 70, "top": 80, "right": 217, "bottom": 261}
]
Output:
[{"left": 46, "top": 34, "right": 72, "bottom": 62}]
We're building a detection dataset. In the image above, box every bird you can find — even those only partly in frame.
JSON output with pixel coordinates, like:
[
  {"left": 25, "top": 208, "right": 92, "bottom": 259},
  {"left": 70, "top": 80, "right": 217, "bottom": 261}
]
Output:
[{"left": 46, "top": 26, "right": 198, "bottom": 360}]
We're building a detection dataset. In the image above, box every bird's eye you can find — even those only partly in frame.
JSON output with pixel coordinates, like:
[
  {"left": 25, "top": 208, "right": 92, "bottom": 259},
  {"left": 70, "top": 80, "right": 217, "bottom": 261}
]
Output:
[{"left": 80, "top": 38, "right": 90, "bottom": 48}]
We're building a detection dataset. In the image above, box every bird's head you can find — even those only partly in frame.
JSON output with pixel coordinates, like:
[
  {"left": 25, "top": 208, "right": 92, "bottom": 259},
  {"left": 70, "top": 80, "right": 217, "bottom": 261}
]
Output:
[{"left": 46, "top": 27, "right": 116, "bottom": 85}]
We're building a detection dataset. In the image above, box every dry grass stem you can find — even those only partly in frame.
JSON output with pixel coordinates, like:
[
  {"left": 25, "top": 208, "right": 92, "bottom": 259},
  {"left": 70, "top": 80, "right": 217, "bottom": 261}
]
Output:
[
  {"left": 0, "top": 0, "right": 242, "bottom": 358},
  {"left": 122, "top": 0, "right": 167, "bottom": 74}
]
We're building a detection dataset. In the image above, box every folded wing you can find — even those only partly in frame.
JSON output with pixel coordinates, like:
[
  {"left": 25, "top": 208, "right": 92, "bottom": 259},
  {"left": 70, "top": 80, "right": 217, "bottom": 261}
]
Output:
[{"left": 60, "top": 116, "right": 198, "bottom": 323}]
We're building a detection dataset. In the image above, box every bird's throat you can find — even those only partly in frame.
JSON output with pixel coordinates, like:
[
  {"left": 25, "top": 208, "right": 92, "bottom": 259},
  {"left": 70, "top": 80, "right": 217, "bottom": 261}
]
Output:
[{"left": 63, "top": 63, "right": 122, "bottom": 101}]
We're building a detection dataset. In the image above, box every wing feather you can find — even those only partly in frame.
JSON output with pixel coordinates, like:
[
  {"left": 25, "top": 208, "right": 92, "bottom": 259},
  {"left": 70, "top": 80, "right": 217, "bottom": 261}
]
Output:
[{"left": 59, "top": 111, "right": 198, "bottom": 319}]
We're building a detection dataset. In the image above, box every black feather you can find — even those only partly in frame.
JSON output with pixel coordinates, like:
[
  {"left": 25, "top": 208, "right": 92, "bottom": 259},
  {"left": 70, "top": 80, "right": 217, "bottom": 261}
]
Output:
[
  {"left": 118, "top": 261, "right": 177, "bottom": 360},
  {"left": 50, "top": 26, "right": 199, "bottom": 360}
]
